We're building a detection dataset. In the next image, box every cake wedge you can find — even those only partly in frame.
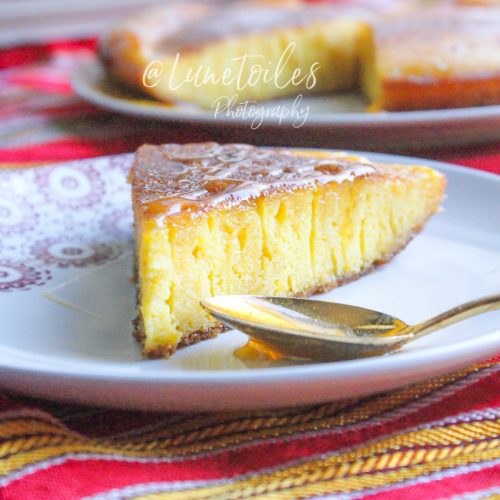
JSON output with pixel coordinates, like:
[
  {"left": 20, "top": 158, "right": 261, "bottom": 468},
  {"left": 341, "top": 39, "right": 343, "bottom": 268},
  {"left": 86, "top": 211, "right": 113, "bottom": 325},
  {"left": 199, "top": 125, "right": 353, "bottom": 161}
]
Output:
[
  {"left": 130, "top": 143, "right": 445, "bottom": 358},
  {"left": 361, "top": 5, "right": 500, "bottom": 111},
  {"left": 100, "top": 0, "right": 376, "bottom": 108}
]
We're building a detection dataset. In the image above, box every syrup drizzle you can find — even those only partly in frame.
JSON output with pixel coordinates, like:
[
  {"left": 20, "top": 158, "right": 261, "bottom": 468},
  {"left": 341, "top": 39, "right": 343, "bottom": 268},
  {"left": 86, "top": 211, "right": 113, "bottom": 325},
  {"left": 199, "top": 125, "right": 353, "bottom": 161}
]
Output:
[
  {"left": 131, "top": 143, "right": 377, "bottom": 221},
  {"left": 156, "top": 4, "right": 369, "bottom": 53}
]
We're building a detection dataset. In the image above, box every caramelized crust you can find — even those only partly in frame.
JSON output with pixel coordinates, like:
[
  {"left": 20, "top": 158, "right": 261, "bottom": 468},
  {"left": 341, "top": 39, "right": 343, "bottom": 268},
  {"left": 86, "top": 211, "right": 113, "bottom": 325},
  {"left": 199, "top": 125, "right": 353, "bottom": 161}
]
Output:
[
  {"left": 155, "top": 3, "right": 368, "bottom": 54},
  {"left": 366, "top": 6, "right": 500, "bottom": 110},
  {"left": 103, "top": 1, "right": 377, "bottom": 56},
  {"left": 131, "top": 143, "right": 377, "bottom": 222},
  {"left": 378, "top": 76, "right": 500, "bottom": 111}
]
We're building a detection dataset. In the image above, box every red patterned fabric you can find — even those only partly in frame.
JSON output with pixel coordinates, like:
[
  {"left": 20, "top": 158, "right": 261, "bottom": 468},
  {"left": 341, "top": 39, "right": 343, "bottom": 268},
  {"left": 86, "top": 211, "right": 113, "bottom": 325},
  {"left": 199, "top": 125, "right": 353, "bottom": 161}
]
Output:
[{"left": 0, "top": 38, "right": 498, "bottom": 500}]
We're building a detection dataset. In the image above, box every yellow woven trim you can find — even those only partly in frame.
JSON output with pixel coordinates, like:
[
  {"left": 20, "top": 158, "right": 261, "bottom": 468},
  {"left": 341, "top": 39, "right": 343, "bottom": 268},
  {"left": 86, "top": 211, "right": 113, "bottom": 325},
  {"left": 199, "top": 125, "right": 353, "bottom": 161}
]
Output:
[
  {"left": 121, "top": 361, "right": 497, "bottom": 446},
  {"left": 133, "top": 424, "right": 500, "bottom": 500},
  {"left": 0, "top": 362, "right": 495, "bottom": 477},
  {"left": 483, "top": 494, "right": 500, "bottom": 500},
  {"left": 0, "top": 161, "right": 54, "bottom": 170},
  {"left": 95, "top": 365, "right": 487, "bottom": 455}
]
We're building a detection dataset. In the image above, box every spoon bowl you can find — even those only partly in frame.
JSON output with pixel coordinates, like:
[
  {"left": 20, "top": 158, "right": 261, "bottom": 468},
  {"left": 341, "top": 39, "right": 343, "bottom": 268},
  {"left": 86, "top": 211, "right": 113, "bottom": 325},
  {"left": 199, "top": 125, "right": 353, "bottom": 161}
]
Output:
[{"left": 201, "top": 294, "right": 500, "bottom": 361}]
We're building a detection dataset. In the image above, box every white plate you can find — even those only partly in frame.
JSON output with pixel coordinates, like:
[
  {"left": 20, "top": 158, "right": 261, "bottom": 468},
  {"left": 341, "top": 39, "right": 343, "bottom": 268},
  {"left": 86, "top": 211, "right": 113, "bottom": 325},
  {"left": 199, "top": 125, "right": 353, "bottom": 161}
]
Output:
[
  {"left": 72, "top": 59, "right": 500, "bottom": 151},
  {"left": 0, "top": 152, "right": 499, "bottom": 411}
]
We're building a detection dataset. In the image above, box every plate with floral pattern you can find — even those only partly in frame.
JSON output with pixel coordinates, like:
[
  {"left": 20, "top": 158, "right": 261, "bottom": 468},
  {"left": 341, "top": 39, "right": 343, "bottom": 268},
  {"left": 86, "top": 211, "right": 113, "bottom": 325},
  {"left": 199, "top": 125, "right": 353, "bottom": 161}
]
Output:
[{"left": 0, "top": 152, "right": 498, "bottom": 411}]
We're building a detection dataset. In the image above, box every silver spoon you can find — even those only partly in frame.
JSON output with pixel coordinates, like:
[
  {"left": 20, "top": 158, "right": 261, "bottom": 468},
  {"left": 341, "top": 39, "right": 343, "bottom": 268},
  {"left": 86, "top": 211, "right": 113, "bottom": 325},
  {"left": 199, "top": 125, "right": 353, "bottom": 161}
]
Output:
[{"left": 201, "top": 294, "right": 500, "bottom": 361}]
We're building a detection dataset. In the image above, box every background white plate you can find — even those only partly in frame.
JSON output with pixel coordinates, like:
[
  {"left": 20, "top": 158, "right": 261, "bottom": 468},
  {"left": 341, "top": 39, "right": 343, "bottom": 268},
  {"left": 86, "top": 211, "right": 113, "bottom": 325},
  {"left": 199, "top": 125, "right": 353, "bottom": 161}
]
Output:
[
  {"left": 72, "top": 59, "right": 500, "bottom": 151},
  {"left": 0, "top": 152, "right": 498, "bottom": 411}
]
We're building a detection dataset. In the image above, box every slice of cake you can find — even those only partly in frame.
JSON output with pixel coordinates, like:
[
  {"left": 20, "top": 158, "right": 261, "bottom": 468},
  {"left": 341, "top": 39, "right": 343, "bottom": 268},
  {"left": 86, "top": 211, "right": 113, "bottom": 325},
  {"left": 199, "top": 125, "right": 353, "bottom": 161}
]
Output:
[
  {"left": 361, "top": 5, "right": 500, "bottom": 110},
  {"left": 102, "top": 0, "right": 500, "bottom": 112},
  {"left": 130, "top": 143, "right": 445, "bottom": 358},
  {"left": 100, "top": 0, "right": 376, "bottom": 108}
]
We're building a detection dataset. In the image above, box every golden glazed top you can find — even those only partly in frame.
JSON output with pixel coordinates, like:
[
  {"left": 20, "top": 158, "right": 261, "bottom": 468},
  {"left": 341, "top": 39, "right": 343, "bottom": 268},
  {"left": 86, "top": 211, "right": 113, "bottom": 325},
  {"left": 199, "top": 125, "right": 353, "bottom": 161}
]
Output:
[
  {"left": 106, "top": 0, "right": 393, "bottom": 56},
  {"left": 374, "top": 5, "right": 500, "bottom": 79},
  {"left": 155, "top": 3, "right": 370, "bottom": 53},
  {"left": 131, "top": 143, "right": 376, "bottom": 220}
]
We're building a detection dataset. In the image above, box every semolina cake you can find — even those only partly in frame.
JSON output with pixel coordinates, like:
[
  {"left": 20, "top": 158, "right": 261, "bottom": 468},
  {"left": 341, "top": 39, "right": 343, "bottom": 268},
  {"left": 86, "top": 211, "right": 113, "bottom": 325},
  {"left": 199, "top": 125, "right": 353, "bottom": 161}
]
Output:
[
  {"left": 362, "top": 5, "right": 500, "bottom": 111},
  {"left": 130, "top": 143, "right": 446, "bottom": 358},
  {"left": 100, "top": 0, "right": 377, "bottom": 108},
  {"left": 101, "top": 0, "right": 500, "bottom": 111}
]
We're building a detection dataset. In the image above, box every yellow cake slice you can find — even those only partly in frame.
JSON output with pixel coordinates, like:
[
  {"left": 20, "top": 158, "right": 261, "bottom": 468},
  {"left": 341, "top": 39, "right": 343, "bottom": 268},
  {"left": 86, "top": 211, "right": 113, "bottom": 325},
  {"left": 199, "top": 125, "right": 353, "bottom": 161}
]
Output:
[
  {"left": 361, "top": 4, "right": 500, "bottom": 110},
  {"left": 130, "top": 143, "right": 445, "bottom": 358},
  {"left": 102, "top": 0, "right": 500, "bottom": 111},
  {"left": 100, "top": 0, "right": 375, "bottom": 108}
]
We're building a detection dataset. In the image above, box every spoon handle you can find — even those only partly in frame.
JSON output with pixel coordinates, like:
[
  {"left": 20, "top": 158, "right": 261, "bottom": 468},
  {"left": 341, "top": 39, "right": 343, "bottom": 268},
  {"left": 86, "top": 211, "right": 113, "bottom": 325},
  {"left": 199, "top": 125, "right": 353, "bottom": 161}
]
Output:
[{"left": 410, "top": 293, "right": 500, "bottom": 339}]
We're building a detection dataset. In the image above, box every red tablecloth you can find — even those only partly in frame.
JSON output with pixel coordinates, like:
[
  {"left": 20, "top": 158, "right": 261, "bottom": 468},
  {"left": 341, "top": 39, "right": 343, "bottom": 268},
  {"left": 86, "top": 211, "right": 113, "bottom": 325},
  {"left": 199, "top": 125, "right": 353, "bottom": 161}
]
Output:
[{"left": 0, "top": 40, "right": 498, "bottom": 500}]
